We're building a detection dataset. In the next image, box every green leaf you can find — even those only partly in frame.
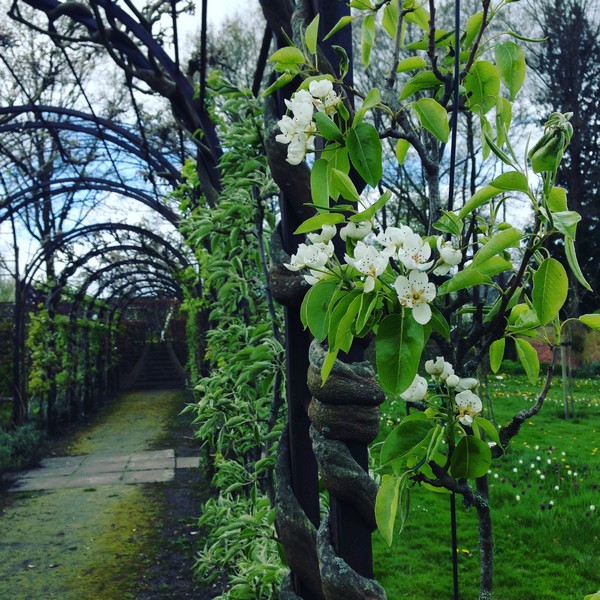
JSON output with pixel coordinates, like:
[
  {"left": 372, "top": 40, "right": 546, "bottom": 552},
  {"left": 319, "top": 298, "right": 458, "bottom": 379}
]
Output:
[
  {"left": 547, "top": 187, "right": 568, "bottom": 212},
  {"left": 463, "top": 60, "right": 500, "bottom": 114},
  {"left": 353, "top": 88, "right": 381, "bottom": 126},
  {"left": 301, "top": 280, "right": 338, "bottom": 341},
  {"left": 376, "top": 312, "right": 425, "bottom": 396},
  {"left": 305, "top": 14, "right": 320, "bottom": 55},
  {"left": 552, "top": 210, "right": 580, "bottom": 240},
  {"left": 565, "top": 237, "right": 592, "bottom": 291},
  {"left": 458, "top": 185, "right": 502, "bottom": 219},
  {"left": 579, "top": 314, "right": 600, "bottom": 332},
  {"left": 428, "top": 304, "right": 450, "bottom": 340},
  {"left": 474, "top": 256, "right": 514, "bottom": 277},
  {"left": 515, "top": 337, "right": 540, "bottom": 383},
  {"left": 350, "top": 190, "right": 392, "bottom": 222},
  {"left": 490, "top": 171, "right": 529, "bottom": 193},
  {"left": 311, "top": 159, "right": 330, "bottom": 209},
  {"left": 508, "top": 304, "right": 541, "bottom": 332},
  {"left": 381, "top": 417, "right": 433, "bottom": 466},
  {"left": 437, "top": 269, "right": 492, "bottom": 296},
  {"left": 334, "top": 294, "right": 362, "bottom": 351},
  {"left": 463, "top": 12, "right": 483, "bottom": 50},
  {"left": 396, "top": 56, "right": 428, "bottom": 73},
  {"left": 323, "top": 15, "right": 355, "bottom": 41},
  {"left": 330, "top": 168, "right": 361, "bottom": 202},
  {"left": 496, "top": 97, "right": 513, "bottom": 147},
  {"left": 262, "top": 73, "right": 295, "bottom": 97},
  {"left": 376, "top": 474, "right": 401, "bottom": 546},
  {"left": 328, "top": 289, "right": 361, "bottom": 352},
  {"left": 399, "top": 71, "right": 444, "bottom": 101},
  {"left": 356, "top": 291, "right": 379, "bottom": 335},
  {"left": 484, "top": 132, "right": 515, "bottom": 167},
  {"left": 433, "top": 211, "right": 463, "bottom": 237},
  {"left": 395, "top": 139, "right": 410, "bottom": 164},
  {"left": 532, "top": 258, "right": 568, "bottom": 326},
  {"left": 489, "top": 338, "right": 505, "bottom": 373},
  {"left": 413, "top": 98, "right": 450, "bottom": 143},
  {"left": 293, "top": 212, "right": 345, "bottom": 234},
  {"left": 382, "top": 0, "right": 399, "bottom": 39},
  {"left": 450, "top": 436, "right": 492, "bottom": 479},
  {"left": 473, "top": 417, "right": 501, "bottom": 446},
  {"left": 269, "top": 46, "right": 305, "bottom": 65},
  {"left": 471, "top": 227, "right": 521, "bottom": 268},
  {"left": 494, "top": 41, "right": 526, "bottom": 100},
  {"left": 314, "top": 112, "right": 343, "bottom": 142},
  {"left": 347, "top": 123, "right": 383, "bottom": 187},
  {"left": 361, "top": 14, "right": 376, "bottom": 67},
  {"left": 403, "top": 0, "right": 430, "bottom": 30}
]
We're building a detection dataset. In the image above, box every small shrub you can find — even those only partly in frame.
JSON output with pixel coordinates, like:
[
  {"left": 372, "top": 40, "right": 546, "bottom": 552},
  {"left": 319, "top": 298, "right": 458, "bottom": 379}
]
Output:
[
  {"left": 575, "top": 361, "right": 600, "bottom": 379},
  {"left": 0, "top": 422, "right": 47, "bottom": 473}
]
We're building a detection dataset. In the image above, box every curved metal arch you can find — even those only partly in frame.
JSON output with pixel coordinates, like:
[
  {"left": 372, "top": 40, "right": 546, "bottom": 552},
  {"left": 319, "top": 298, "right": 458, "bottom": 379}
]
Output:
[
  {"left": 0, "top": 177, "right": 179, "bottom": 227},
  {"left": 0, "top": 105, "right": 181, "bottom": 181},
  {"left": 23, "top": 222, "right": 191, "bottom": 289},
  {"left": 44, "top": 243, "right": 182, "bottom": 308},
  {"left": 10, "top": 0, "right": 222, "bottom": 194},
  {"left": 69, "top": 259, "right": 183, "bottom": 317}
]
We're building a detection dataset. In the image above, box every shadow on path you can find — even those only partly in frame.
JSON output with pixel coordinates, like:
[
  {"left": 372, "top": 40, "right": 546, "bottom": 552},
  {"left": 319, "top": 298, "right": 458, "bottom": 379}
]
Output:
[{"left": 0, "top": 389, "right": 218, "bottom": 599}]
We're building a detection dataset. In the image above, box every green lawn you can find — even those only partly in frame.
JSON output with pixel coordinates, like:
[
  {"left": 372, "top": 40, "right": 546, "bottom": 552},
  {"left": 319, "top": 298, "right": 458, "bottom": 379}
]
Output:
[{"left": 373, "top": 374, "right": 600, "bottom": 600}]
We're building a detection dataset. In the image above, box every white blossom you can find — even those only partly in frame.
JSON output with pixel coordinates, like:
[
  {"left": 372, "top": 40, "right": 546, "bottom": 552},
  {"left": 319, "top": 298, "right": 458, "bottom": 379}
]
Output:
[
  {"left": 397, "top": 233, "right": 434, "bottom": 271},
  {"left": 307, "top": 225, "right": 337, "bottom": 244},
  {"left": 284, "top": 241, "right": 333, "bottom": 272},
  {"left": 456, "top": 377, "right": 479, "bottom": 392},
  {"left": 433, "top": 236, "right": 462, "bottom": 275},
  {"left": 454, "top": 389, "right": 483, "bottom": 426},
  {"left": 309, "top": 79, "right": 334, "bottom": 98},
  {"left": 400, "top": 374, "right": 428, "bottom": 401},
  {"left": 425, "top": 356, "right": 446, "bottom": 376},
  {"left": 377, "top": 225, "right": 413, "bottom": 258},
  {"left": 340, "top": 220, "right": 372, "bottom": 241},
  {"left": 344, "top": 241, "right": 388, "bottom": 293},
  {"left": 445, "top": 374, "right": 460, "bottom": 387},
  {"left": 394, "top": 270, "right": 436, "bottom": 325}
]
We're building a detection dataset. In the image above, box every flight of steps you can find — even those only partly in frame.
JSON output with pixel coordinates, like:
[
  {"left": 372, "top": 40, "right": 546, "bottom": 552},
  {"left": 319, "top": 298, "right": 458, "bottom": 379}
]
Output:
[{"left": 132, "top": 343, "right": 187, "bottom": 390}]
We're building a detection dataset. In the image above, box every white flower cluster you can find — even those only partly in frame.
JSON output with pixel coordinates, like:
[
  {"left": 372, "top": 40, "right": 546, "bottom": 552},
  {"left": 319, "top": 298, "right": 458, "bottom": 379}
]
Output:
[
  {"left": 283, "top": 218, "right": 463, "bottom": 325},
  {"left": 276, "top": 80, "right": 341, "bottom": 165},
  {"left": 401, "top": 356, "right": 483, "bottom": 427}
]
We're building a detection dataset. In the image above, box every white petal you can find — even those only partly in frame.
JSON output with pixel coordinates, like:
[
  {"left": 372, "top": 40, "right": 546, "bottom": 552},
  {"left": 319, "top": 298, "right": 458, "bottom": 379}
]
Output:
[
  {"left": 364, "top": 276, "right": 375, "bottom": 293},
  {"left": 412, "top": 302, "right": 432, "bottom": 324}
]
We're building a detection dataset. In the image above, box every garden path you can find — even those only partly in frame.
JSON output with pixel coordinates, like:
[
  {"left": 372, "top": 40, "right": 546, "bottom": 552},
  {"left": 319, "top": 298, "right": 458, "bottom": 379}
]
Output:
[{"left": 0, "top": 389, "right": 214, "bottom": 599}]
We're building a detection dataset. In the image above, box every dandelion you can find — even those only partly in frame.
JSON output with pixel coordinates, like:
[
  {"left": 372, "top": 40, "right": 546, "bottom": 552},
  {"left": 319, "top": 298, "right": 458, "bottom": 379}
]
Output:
[
  {"left": 590, "top": 505, "right": 596, "bottom": 512},
  {"left": 554, "top": 485, "right": 560, "bottom": 491},
  {"left": 513, "top": 467, "right": 518, "bottom": 473},
  {"left": 515, "top": 495, "right": 521, "bottom": 501},
  {"left": 494, "top": 473, "right": 499, "bottom": 479},
  {"left": 540, "top": 474, "right": 546, "bottom": 480}
]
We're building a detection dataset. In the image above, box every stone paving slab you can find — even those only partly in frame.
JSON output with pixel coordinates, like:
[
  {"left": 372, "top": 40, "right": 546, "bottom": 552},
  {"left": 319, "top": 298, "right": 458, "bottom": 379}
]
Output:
[{"left": 7, "top": 450, "right": 199, "bottom": 492}]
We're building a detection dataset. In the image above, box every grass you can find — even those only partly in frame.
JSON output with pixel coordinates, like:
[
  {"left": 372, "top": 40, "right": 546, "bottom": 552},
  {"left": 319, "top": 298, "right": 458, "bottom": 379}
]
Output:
[{"left": 372, "top": 373, "right": 600, "bottom": 600}]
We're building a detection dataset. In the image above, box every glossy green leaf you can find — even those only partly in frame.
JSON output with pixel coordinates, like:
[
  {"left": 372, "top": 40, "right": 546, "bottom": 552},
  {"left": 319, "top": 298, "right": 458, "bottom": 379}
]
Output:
[
  {"left": 353, "top": 88, "right": 381, "bottom": 126},
  {"left": 463, "top": 60, "right": 500, "bottom": 114},
  {"left": 494, "top": 41, "right": 526, "bottom": 100},
  {"left": 395, "top": 139, "right": 410, "bottom": 164},
  {"left": 433, "top": 211, "right": 463, "bottom": 237},
  {"left": 474, "top": 256, "right": 514, "bottom": 277},
  {"left": 347, "top": 123, "right": 383, "bottom": 187},
  {"left": 356, "top": 291, "right": 379, "bottom": 335},
  {"left": 293, "top": 212, "right": 345, "bottom": 234},
  {"left": 323, "top": 15, "right": 355, "bottom": 41},
  {"left": 489, "top": 338, "right": 505, "bottom": 373},
  {"left": 330, "top": 168, "right": 361, "bottom": 203},
  {"left": 450, "top": 436, "right": 492, "bottom": 479},
  {"left": 490, "top": 171, "right": 529, "bottom": 193},
  {"left": 262, "top": 73, "right": 295, "bottom": 97},
  {"left": 458, "top": 185, "right": 502, "bottom": 219},
  {"left": 413, "top": 98, "right": 450, "bottom": 143},
  {"left": 547, "top": 187, "right": 568, "bottom": 212},
  {"left": 532, "top": 258, "right": 568, "bottom": 325},
  {"left": 471, "top": 227, "right": 521, "bottom": 268},
  {"left": 396, "top": 56, "right": 428, "bottom": 73},
  {"left": 473, "top": 417, "right": 501, "bottom": 446},
  {"left": 314, "top": 112, "right": 343, "bottom": 142},
  {"left": 376, "top": 311, "right": 425, "bottom": 396},
  {"left": 552, "top": 210, "right": 580, "bottom": 240},
  {"left": 428, "top": 304, "right": 450, "bottom": 340},
  {"left": 463, "top": 12, "right": 483, "bottom": 50},
  {"left": 268, "top": 46, "right": 305, "bottom": 65},
  {"left": 403, "top": 0, "right": 431, "bottom": 30},
  {"left": 437, "top": 269, "right": 492, "bottom": 296},
  {"left": 334, "top": 294, "right": 362, "bottom": 351},
  {"left": 311, "top": 159, "right": 329, "bottom": 209},
  {"left": 305, "top": 13, "right": 320, "bottom": 54},
  {"left": 381, "top": 417, "right": 433, "bottom": 466},
  {"left": 496, "top": 97, "right": 513, "bottom": 147},
  {"left": 565, "top": 236, "right": 592, "bottom": 291},
  {"left": 382, "top": 0, "right": 399, "bottom": 38},
  {"left": 515, "top": 337, "right": 540, "bottom": 383},
  {"left": 350, "top": 191, "right": 392, "bottom": 222},
  {"left": 361, "top": 14, "right": 376, "bottom": 67},
  {"left": 579, "top": 314, "right": 600, "bottom": 332},
  {"left": 376, "top": 474, "right": 401, "bottom": 546},
  {"left": 399, "top": 71, "right": 444, "bottom": 101},
  {"left": 301, "top": 280, "right": 338, "bottom": 341}
]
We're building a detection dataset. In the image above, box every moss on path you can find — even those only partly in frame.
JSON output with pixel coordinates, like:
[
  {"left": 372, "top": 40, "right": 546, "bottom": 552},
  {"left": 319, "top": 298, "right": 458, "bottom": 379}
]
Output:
[{"left": 0, "top": 390, "right": 213, "bottom": 599}]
